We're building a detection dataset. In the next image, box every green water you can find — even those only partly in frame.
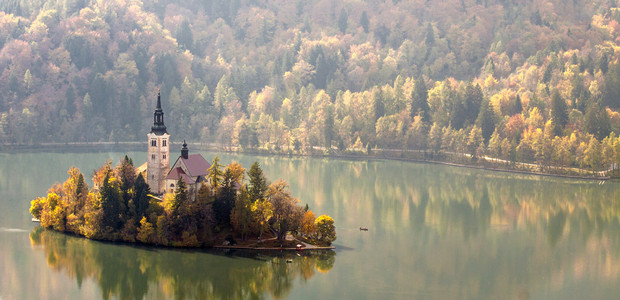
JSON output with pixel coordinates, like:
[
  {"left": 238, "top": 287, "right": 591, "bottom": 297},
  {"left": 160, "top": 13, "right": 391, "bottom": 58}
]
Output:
[{"left": 1, "top": 151, "right": 620, "bottom": 299}]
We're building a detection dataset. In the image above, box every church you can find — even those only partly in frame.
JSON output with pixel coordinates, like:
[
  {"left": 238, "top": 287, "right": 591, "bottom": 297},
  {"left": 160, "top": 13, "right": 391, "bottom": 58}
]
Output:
[{"left": 139, "top": 92, "right": 210, "bottom": 197}]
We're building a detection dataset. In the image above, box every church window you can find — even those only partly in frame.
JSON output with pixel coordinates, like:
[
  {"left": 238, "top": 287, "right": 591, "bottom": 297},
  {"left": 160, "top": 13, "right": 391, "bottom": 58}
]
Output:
[
  {"left": 151, "top": 154, "right": 155, "bottom": 160},
  {"left": 151, "top": 139, "right": 156, "bottom": 147},
  {"left": 163, "top": 154, "right": 166, "bottom": 160},
  {"left": 163, "top": 140, "right": 167, "bottom": 147}
]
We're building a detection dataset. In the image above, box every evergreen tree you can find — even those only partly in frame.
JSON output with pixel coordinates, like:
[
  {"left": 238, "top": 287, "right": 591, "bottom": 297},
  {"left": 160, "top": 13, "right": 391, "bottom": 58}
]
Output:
[
  {"left": 213, "top": 169, "right": 235, "bottom": 226},
  {"left": 599, "top": 53, "right": 609, "bottom": 74},
  {"left": 550, "top": 90, "right": 568, "bottom": 136},
  {"left": 248, "top": 161, "right": 268, "bottom": 202},
  {"left": 513, "top": 94, "right": 523, "bottom": 115},
  {"left": 372, "top": 88, "right": 385, "bottom": 122},
  {"left": 476, "top": 97, "right": 495, "bottom": 142},
  {"left": 425, "top": 23, "right": 435, "bottom": 47},
  {"left": 585, "top": 103, "right": 611, "bottom": 140},
  {"left": 171, "top": 177, "right": 188, "bottom": 214},
  {"left": 411, "top": 77, "right": 430, "bottom": 122},
  {"left": 450, "top": 97, "right": 466, "bottom": 130},
  {"left": 463, "top": 83, "right": 483, "bottom": 125},
  {"left": 230, "top": 186, "right": 253, "bottom": 240},
  {"left": 65, "top": 85, "right": 76, "bottom": 117},
  {"left": 338, "top": 8, "right": 348, "bottom": 34},
  {"left": 175, "top": 19, "right": 193, "bottom": 51},
  {"left": 133, "top": 173, "right": 150, "bottom": 220},
  {"left": 360, "top": 11, "right": 369, "bottom": 33},
  {"left": 604, "top": 62, "right": 620, "bottom": 109},
  {"left": 100, "top": 172, "right": 124, "bottom": 232}
]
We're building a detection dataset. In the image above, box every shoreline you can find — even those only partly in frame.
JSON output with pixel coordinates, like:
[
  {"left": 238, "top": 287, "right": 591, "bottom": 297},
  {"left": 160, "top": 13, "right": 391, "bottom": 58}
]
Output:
[
  {"left": 213, "top": 245, "right": 336, "bottom": 251},
  {"left": 3, "top": 141, "right": 614, "bottom": 181},
  {"left": 32, "top": 226, "right": 336, "bottom": 252}
]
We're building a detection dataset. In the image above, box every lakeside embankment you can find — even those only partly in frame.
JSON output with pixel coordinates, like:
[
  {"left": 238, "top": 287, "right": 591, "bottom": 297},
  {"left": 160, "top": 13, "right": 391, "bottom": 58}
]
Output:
[{"left": 3, "top": 141, "right": 614, "bottom": 180}]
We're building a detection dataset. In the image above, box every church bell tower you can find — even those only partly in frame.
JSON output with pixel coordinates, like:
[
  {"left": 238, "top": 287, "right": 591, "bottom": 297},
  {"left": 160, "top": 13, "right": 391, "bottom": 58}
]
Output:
[{"left": 147, "top": 91, "right": 170, "bottom": 194}]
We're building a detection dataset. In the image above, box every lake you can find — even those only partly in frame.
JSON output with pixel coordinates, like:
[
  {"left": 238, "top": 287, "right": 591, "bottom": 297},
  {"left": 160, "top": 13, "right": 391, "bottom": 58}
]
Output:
[{"left": 1, "top": 150, "right": 620, "bottom": 299}]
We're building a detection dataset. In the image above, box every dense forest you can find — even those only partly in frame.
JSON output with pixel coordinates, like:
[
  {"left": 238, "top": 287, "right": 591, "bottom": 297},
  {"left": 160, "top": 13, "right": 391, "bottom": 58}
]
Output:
[
  {"left": 29, "top": 157, "right": 336, "bottom": 247},
  {"left": 1, "top": 0, "right": 620, "bottom": 172}
]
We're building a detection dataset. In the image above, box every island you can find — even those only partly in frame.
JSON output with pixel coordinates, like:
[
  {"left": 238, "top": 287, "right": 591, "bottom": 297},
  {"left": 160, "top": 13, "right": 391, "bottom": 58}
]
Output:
[{"left": 29, "top": 156, "right": 336, "bottom": 249}]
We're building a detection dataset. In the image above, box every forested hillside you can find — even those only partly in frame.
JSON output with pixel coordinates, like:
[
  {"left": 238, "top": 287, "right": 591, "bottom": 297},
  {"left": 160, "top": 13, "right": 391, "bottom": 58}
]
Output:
[{"left": 1, "top": 0, "right": 620, "bottom": 170}]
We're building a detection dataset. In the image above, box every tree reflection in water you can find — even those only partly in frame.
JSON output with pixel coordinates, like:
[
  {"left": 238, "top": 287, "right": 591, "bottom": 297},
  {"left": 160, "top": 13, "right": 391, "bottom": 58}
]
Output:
[{"left": 30, "top": 228, "right": 335, "bottom": 299}]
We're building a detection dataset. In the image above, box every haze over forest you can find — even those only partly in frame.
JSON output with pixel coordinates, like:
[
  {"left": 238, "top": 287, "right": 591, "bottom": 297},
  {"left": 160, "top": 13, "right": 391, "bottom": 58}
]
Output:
[{"left": 1, "top": 0, "right": 620, "bottom": 170}]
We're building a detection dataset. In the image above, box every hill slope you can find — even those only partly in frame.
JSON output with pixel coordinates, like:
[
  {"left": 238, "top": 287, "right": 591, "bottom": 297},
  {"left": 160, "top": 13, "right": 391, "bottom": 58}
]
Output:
[{"left": 0, "top": 0, "right": 619, "bottom": 170}]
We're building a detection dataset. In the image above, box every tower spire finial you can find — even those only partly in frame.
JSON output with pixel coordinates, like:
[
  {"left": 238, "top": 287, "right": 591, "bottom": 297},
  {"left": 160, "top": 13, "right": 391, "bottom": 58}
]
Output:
[
  {"left": 156, "top": 89, "right": 162, "bottom": 109},
  {"left": 150, "top": 90, "right": 167, "bottom": 135}
]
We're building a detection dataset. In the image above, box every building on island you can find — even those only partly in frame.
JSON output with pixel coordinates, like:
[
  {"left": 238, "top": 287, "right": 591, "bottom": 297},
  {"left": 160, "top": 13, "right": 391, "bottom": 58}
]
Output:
[
  {"left": 141, "top": 92, "right": 210, "bottom": 197},
  {"left": 165, "top": 140, "right": 211, "bottom": 197}
]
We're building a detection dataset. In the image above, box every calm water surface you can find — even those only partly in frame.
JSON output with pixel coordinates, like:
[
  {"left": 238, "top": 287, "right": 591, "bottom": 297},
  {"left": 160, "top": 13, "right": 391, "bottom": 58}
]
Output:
[{"left": 1, "top": 150, "right": 620, "bottom": 299}]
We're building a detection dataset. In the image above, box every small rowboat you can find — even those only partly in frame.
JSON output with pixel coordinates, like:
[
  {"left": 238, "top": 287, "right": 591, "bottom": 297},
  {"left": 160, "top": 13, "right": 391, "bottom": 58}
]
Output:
[
  {"left": 32, "top": 218, "right": 41, "bottom": 223},
  {"left": 359, "top": 227, "right": 368, "bottom": 231}
]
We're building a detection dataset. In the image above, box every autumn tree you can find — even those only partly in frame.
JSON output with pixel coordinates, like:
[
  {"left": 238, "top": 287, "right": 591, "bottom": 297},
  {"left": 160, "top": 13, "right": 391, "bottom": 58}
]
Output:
[
  {"left": 251, "top": 198, "right": 273, "bottom": 239},
  {"left": 267, "top": 180, "right": 304, "bottom": 242},
  {"left": 314, "top": 215, "right": 336, "bottom": 245},
  {"left": 207, "top": 156, "right": 223, "bottom": 191}
]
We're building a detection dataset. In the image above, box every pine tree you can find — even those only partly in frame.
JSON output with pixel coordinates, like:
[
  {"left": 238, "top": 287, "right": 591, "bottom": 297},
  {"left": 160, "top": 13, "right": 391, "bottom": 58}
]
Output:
[
  {"left": 550, "top": 90, "right": 568, "bottom": 136},
  {"left": 100, "top": 172, "right": 124, "bottom": 233},
  {"left": 338, "top": 8, "right": 348, "bottom": 33},
  {"left": 411, "top": 77, "right": 430, "bottom": 122},
  {"left": 213, "top": 169, "right": 235, "bottom": 226},
  {"left": 133, "top": 173, "right": 150, "bottom": 220},
  {"left": 476, "top": 98, "right": 495, "bottom": 142},
  {"left": 425, "top": 23, "right": 435, "bottom": 47},
  {"left": 175, "top": 19, "right": 193, "bottom": 51},
  {"left": 463, "top": 83, "right": 483, "bottom": 125},
  {"left": 360, "top": 11, "right": 369, "bottom": 33},
  {"left": 514, "top": 94, "right": 523, "bottom": 115},
  {"left": 248, "top": 161, "right": 268, "bottom": 202}
]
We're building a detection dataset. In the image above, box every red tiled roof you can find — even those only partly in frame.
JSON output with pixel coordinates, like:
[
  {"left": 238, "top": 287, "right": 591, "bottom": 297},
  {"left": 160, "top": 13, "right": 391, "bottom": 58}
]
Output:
[
  {"left": 166, "top": 167, "right": 193, "bottom": 184},
  {"left": 181, "top": 154, "right": 211, "bottom": 177}
]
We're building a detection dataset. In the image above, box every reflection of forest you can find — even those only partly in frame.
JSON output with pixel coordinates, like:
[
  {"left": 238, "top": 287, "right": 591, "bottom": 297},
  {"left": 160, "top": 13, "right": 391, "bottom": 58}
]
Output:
[
  {"left": 285, "top": 157, "right": 620, "bottom": 242},
  {"left": 283, "top": 158, "right": 620, "bottom": 298},
  {"left": 29, "top": 228, "right": 335, "bottom": 300}
]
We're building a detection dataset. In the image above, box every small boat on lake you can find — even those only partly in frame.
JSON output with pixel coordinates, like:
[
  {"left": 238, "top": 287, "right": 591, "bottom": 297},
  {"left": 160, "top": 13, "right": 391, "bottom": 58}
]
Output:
[
  {"left": 32, "top": 218, "right": 40, "bottom": 223},
  {"left": 359, "top": 227, "right": 368, "bottom": 231}
]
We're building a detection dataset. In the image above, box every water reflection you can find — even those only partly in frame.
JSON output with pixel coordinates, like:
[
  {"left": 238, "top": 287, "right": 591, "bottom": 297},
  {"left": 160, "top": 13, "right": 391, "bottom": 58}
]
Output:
[
  {"left": 271, "top": 157, "right": 620, "bottom": 246},
  {"left": 29, "top": 228, "right": 335, "bottom": 300},
  {"left": 6, "top": 151, "right": 620, "bottom": 299}
]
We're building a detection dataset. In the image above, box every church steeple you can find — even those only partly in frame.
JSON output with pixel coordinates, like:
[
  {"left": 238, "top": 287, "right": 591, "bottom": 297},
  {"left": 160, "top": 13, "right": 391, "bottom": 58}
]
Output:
[
  {"left": 151, "top": 91, "right": 167, "bottom": 135},
  {"left": 181, "top": 140, "right": 189, "bottom": 159}
]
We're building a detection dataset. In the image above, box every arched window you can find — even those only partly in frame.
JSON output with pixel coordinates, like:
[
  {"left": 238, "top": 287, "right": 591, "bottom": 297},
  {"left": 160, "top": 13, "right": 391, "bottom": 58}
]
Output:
[{"left": 151, "top": 139, "right": 157, "bottom": 147}]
